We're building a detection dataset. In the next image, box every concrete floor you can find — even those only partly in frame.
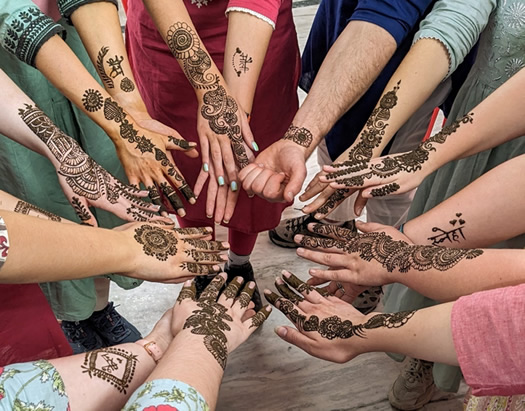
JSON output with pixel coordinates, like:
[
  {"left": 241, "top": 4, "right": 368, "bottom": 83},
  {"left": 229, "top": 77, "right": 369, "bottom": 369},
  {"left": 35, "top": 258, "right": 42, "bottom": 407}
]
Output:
[{"left": 112, "top": 2, "right": 467, "bottom": 409}]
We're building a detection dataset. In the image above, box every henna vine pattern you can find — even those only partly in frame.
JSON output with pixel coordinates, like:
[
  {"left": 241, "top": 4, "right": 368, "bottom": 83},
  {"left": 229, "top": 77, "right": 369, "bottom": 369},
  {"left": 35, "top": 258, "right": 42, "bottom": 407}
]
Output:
[
  {"left": 71, "top": 197, "right": 91, "bottom": 222},
  {"left": 222, "top": 279, "right": 242, "bottom": 300},
  {"left": 82, "top": 89, "right": 104, "bottom": 112},
  {"left": 370, "top": 183, "right": 400, "bottom": 197},
  {"left": 134, "top": 225, "right": 178, "bottom": 261},
  {"left": 282, "top": 124, "right": 313, "bottom": 148},
  {"left": 299, "top": 231, "right": 483, "bottom": 272},
  {"left": 81, "top": 347, "right": 137, "bottom": 393},
  {"left": 175, "top": 227, "right": 210, "bottom": 235},
  {"left": 184, "top": 249, "right": 223, "bottom": 263},
  {"left": 327, "top": 114, "right": 475, "bottom": 186},
  {"left": 96, "top": 46, "right": 114, "bottom": 89}
]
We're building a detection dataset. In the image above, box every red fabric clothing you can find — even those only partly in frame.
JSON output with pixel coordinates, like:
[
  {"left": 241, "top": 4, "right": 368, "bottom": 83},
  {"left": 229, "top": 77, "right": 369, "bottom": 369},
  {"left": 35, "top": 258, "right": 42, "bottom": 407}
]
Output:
[
  {"left": 451, "top": 284, "right": 525, "bottom": 397},
  {"left": 227, "top": 228, "right": 257, "bottom": 255},
  {"left": 226, "top": 0, "right": 283, "bottom": 26},
  {"left": 0, "top": 284, "right": 72, "bottom": 366},
  {"left": 125, "top": 0, "right": 300, "bottom": 234}
]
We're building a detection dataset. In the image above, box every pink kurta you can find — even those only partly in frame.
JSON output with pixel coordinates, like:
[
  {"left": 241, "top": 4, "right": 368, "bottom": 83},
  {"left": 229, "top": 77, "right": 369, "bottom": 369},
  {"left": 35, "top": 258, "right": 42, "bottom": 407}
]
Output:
[
  {"left": 125, "top": 0, "right": 300, "bottom": 234},
  {"left": 452, "top": 284, "right": 525, "bottom": 397}
]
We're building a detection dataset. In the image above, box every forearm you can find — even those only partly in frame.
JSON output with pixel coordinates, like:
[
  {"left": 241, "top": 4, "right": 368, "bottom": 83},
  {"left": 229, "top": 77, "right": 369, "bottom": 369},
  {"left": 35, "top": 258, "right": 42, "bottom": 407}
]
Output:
[
  {"left": 0, "top": 210, "right": 135, "bottom": 283},
  {"left": 0, "top": 190, "right": 66, "bottom": 222},
  {"left": 223, "top": 11, "right": 273, "bottom": 113},
  {"left": 70, "top": 2, "right": 147, "bottom": 116},
  {"left": 147, "top": 335, "right": 223, "bottom": 409},
  {"left": 293, "top": 21, "right": 397, "bottom": 156},
  {"left": 404, "top": 154, "right": 525, "bottom": 248},
  {"left": 357, "top": 304, "right": 458, "bottom": 366},
  {"left": 50, "top": 342, "right": 156, "bottom": 410},
  {"left": 338, "top": 38, "right": 449, "bottom": 164}
]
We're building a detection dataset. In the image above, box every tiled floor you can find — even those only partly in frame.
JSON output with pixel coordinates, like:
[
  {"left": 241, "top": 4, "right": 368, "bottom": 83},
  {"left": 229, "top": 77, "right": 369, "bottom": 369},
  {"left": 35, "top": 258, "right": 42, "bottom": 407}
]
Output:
[{"left": 112, "top": 2, "right": 467, "bottom": 410}]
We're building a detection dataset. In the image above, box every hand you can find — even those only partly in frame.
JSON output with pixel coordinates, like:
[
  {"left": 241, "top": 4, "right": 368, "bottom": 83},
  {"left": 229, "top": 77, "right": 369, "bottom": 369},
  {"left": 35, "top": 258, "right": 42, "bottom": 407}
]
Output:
[
  {"left": 264, "top": 270, "right": 373, "bottom": 363},
  {"left": 170, "top": 273, "right": 272, "bottom": 369},
  {"left": 239, "top": 139, "right": 308, "bottom": 203},
  {"left": 119, "top": 224, "right": 230, "bottom": 282},
  {"left": 196, "top": 86, "right": 255, "bottom": 193},
  {"left": 55, "top": 135, "right": 169, "bottom": 226}
]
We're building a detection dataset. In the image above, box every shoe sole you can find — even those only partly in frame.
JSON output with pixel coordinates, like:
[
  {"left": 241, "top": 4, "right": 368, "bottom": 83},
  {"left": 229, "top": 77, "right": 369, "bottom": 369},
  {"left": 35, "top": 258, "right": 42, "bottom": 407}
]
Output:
[
  {"left": 268, "top": 230, "right": 299, "bottom": 248},
  {"left": 388, "top": 384, "right": 436, "bottom": 410}
]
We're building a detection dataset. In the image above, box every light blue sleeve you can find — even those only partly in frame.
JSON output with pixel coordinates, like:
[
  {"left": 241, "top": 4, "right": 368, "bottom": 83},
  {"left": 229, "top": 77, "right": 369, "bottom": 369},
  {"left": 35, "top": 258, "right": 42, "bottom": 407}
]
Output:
[
  {"left": 413, "top": 0, "right": 497, "bottom": 77},
  {"left": 123, "top": 379, "right": 210, "bottom": 411},
  {"left": 0, "top": 1, "right": 65, "bottom": 66}
]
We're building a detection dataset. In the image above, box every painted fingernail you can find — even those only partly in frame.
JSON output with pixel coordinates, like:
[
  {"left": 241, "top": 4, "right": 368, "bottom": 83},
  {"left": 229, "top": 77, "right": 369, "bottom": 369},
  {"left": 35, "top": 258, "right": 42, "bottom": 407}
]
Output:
[
  {"left": 252, "top": 141, "right": 259, "bottom": 152},
  {"left": 231, "top": 181, "right": 238, "bottom": 192},
  {"left": 218, "top": 176, "right": 225, "bottom": 186},
  {"left": 203, "top": 163, "right": 209, "bottom": 172}
]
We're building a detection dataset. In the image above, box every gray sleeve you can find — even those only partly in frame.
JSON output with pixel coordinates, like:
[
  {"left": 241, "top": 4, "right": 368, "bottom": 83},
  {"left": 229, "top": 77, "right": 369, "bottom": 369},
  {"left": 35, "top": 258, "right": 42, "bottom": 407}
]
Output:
[
  {"left": 57, "top": 0, "right": 118, "bottom": 22},
  {"left": 413, "top": 0, "right": 497, "bottom": 78}
]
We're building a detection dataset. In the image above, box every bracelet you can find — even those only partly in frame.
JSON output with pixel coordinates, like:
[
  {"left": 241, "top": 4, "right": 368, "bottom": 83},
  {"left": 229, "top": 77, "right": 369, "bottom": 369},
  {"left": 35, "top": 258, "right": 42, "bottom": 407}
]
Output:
[{"left": 136, "top": 340, "right": 162, "bottom": 364}]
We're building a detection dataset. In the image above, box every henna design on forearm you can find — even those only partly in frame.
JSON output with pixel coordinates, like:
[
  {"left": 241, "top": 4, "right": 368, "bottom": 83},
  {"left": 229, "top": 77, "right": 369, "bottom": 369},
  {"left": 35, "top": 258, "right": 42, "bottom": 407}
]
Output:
[
  {"left": 299, "top": 231, "right": 483, "bottom": 272},
  {"left": 370, "top": 183, "right": 400, "bottom": 197},
  {"left": 327, "top": 114, "right": 475, "bottom": 186},
  {"left": 81, "top": 347, "right": 137, "bottom": 393},
  {"left": 232, "top": 47, "right": 252, "bottom": 77},
  {"left": 14, "top": 200, "right": 62, "bottom": 221},
  {"left": 96, "top": 46, "right": 114, "bottom": 89},
  {"left": 428, "top": 213, "right": 467, "bottom": 245},
  {"left": 134, "top": 225, "right": 178, "bottom": 261},
  {"left": 82, "top": 89, "right": 104, "bottom": 112},
  {"left": 183, "top": 238, "right": 229, "bottom": 251},
  {"left": 336, "top": 82, "right": 401, "bottom": 170},
  {"left": 316, "top": 189, "right": 350, "bottom": 216},
  {"left": 282, "top": 124, "right": 313, "bottom": 148},
  {"left": 120, "top": 77, "right": 135, "bottom": 93}
]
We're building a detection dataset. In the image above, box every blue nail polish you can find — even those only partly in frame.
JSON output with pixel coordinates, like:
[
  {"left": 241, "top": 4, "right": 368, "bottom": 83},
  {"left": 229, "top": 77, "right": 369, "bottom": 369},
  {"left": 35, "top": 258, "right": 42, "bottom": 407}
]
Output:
[
  {"left": 203, "top": 163, "right": 209, "bottom": 172},
  {"left": 231, "top": 181, "right": 238, "bottom": 192},
  {"left": 252, "top": 141, "right": 259, "bottom": 152},
  {"left": 218, "top": 176, "right": 225, "bottom": 186}
]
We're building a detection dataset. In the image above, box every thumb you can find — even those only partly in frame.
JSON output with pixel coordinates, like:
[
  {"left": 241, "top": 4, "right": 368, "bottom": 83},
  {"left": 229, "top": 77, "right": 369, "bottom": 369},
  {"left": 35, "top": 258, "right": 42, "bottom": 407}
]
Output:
[
  {"left": 274, "top": 326, "right": 312, "bottom": 350},
  {"left": 70, "top": 196, "right": 98, "bottom": 227}
]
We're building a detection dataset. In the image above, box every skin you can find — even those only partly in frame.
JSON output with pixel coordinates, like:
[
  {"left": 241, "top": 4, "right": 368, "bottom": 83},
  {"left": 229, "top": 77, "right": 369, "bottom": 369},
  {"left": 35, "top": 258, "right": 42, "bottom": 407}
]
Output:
[{"left": 239, "top": 21, "right": 397, "bottom": 203}]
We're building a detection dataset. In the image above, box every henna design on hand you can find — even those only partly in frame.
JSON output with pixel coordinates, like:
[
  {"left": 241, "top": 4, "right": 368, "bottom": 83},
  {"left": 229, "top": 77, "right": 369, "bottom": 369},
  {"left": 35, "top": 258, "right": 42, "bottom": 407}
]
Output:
[
  {"left": 71, "top": 197, "right": 91, "bottom": 222},
  {"left": 175, "top": 227, "right": 210, "bottom": 235},
  {"left": 81, "top": 347, "right": 137, "bottom": 393},
  {"left": 134, "top": 225, "right": 178, "bottom": 261},
  {"left": 282, "top": 272, "right": 314, "bottom": 295},
  {"left": 14, "top": 200, "right": 62, "bottom": 221},
  {"left": 222, "top": 277, "right": 243, "bottom": 301},
  {"left": 180, "top": 262, "right": 220, "bottom": 275},
  {"left": 159, "top": 182, "right": 184, "bottom": 211},
  {"left": 275, "top": 281, "right": 304, "bottom": 305},
  {"left": 168, "top": 135, "right": 193, "bottom": 150},
  {"left": 299, "top": 232, "right": 483, "bottom": 272},
  {"left": 96, "top": 46, "right": 114, "bottom": 89},
  {"left": 370, "top": 183, "right": 400, "bottom": 197},
  {"left": 82, "top": 89, "right": 104, "bottom": 112},
  {"left": 310, "top": 223, "right": 357, "bottom": 241},
  {"left": 177, "top": 282, "right": 197, "bottom": 303},
  {"left": 282, "top": 124, "right": 313, "bottom": 148},
  {"left": 249, "top": 309, "right": 269, "bottom": 329},
  {"left": 316, "top": 189, "right": 350, "bottom": 216},
  {"left": 183, "top": 238, "right": 229, "bottom": 251},
  {"left": 327, "top": 114, "right": 474, "bottom": 186},
  {"left": 185, "top": 249, "right": 224, "bottom": 263}
]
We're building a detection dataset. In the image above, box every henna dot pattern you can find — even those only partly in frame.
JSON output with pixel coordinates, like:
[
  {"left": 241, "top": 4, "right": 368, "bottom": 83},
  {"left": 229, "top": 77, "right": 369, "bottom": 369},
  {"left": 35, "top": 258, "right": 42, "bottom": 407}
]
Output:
[{"left": 134, "top": 225, "right": 178, "bottom": 261}]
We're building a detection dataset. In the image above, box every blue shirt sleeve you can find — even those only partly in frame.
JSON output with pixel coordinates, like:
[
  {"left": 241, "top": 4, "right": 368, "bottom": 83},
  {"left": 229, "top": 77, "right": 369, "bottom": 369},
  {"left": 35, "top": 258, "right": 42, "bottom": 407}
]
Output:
[{"left": 350, "top": 0, "right": 435, "bottom": 46}]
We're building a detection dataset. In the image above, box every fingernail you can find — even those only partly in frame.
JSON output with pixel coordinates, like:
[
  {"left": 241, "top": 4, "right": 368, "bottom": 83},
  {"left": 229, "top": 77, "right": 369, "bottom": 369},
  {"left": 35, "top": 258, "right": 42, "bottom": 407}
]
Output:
[
  {"left": 177, "top": 209, "right": 187, "bottom": 217},
  {"left": 213, "top": 265, "right": 220, "bottom": 271},
  {"left": 220, "top": 255, "right": 228, "bottom": 261},
  {"left": 248, "top": 193, "right": 255, "bottom": 198},
  {"left": 252, "top": 141, "right": 259, "bottom": 152},
  {"left": 223, "top": 219, "right": 230, "bottom": 224},
  {"left": 189, "top": 197, "right": 197, "bottom": 205},
  {"left": 222, "top": 242, "right": 230, "bottom": 248},
  {"left": 206, "top": 214, "right": 213, "bottom": 219},
  {"left": 218, "top": 176, "right": 225, "bottom": 186},
  {"left": 249, "top": 282, "right": 255, "bottom": 289},
  {"left": 314, "top": 213, "right": 322, "bottom": 219},
  {"left": 203, "top": 163, "right": 209, "bottom": 172},
  {"left": 275, "top": 327, "right": 287, "bottom": 337},
  {"left": 282, "top": 270, "right": 291, "bottom": 278},
  {"left": 231, "top": 181, "right": 238, "bottom": 192},
  {"left": 296, "top": 248, "right": 305, "bottom": 255},
  {"left": 295, "top": 234, "right": 304, "bottom": 241},
  {"left": 310, "top": 269, "right": 318, "bottom": 275}
]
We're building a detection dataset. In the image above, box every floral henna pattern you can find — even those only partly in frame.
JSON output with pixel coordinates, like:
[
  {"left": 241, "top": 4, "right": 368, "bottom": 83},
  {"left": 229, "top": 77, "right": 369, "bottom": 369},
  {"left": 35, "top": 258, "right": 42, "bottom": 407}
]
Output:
[
  {"left": 177, "top": 282, "right": 196, "bottom": 304},
  {"left": 282, "top": 124, "right": 313, "bottom": 148},
  {"left": 134, "top": 225, "right": 178, "bottom": 261},
  {"left": 249, "top": 309, "right": 270, "bottom": 329}
]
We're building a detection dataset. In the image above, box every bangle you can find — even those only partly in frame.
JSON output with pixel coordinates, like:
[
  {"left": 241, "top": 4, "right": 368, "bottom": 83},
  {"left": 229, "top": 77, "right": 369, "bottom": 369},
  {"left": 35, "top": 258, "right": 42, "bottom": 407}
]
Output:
[{"left": 136, "top": 340, "right": 162, "bottom": 364}]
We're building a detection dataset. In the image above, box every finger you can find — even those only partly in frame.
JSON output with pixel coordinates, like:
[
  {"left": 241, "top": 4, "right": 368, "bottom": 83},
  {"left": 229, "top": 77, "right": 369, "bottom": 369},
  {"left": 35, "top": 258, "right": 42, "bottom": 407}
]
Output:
[
  {"left": 355, "top": 220, "right": 391, "bottom": 233},
  {"left": 184, "top": 249, "right": 228, "bottom": 264},
  {"left": 146, "top": 183, "right": 167, "bottom": 215},
  {"left": 235, "top": 281, "right": 255, "bottom": 310},
  {"left": 275, "top": 277, "right": 304, "bottom": 305},
  {"left": 247, "top": 305, "right": 272, "bottom": 331},
  {"left": 127, "top": 195, "right": 161, "bottom": 213},
  {"left": 124, "top": 205, "right": 171, "bottom": 224},
  {"left": 239, "top": 110, "right": 255, "bottom": 150},
  {"left": 174, "top": 227, "right": 214, "bottom": 237},
  {"left": 223, "top": 187, "right": 239, "bottom": 224},
  {"left": 209, "top": 137, "right": 226, "bottom": 188},
  {"left": 262, "top": 173, "right": 288, "bottom": 201},
  {"left": 306, "top": 276, "right": 329, "bottom": 287},
  {"left": 205, "top": 169, "right": 218, "bottom": 219},
  {"left": 300, "top": 178, "right": 327, "bottom": 202},
  {"left": 164, "top": 151, "right": 196, "bottom": 204},
  {"left": 214, "top": 183, "right": 228, "bottom": 224},
  {"left": 180, "top": 263, "right": 221, "bottom": 276},
  {"left": 307, "top": 223, "right": 357, "bottom": 241},
  {"left": 218, "top": 276, "right": 244, "bottom": 306},
  {"left": 218, "top": 138, "right": 238, "bottom": 189},
  {"left": 281, "top": 270, "right": 323, "bottom": 304},
  {"left": 239, "top": 163, "right": 262, "bottom": 187},
  {"left": 166, "top": 134, "right": 198, "bottom": 152},
  {"left": 159, "top": 181, "right": 186, "bottom": 217},
  {"left": 182, "top": 238, "right": 230, "bottom": 251},
  {"left": 122, "top": 183, "right": 150, "bottom": 198},
  {"left": 310, "top": 188, "right": 352, "bottom": 220},
  {"left": 294, "top": 234, "right": 347, "bottom": 253},
  {"left": 364, "top": 182, "right": 401, "bottom": 198},
  {"left": 240, "top": 164, "right": 265, "bottom": 196},
  {"left": 308, "top": 268, "right": 356, "bottom": 285},
  {"left": 264, "top": 290, "right": 308, "bottom": 330},
  {"left": 176, "top": 279, "right": 196, "bottom": 304},
  {"left": 275, "top": 326, "right": 316, "bottom": 349},
  {"left": 70, "top": 196, "right": 97, "bottom": 227},
  {"left": 193, "top": 168, "right": 209, "bottom": 199},
  {"left": 354, "top": 191, "right": 368, "bottom": 217},
  {"left": 199, "top": 134, "right": 211, "bottom": 180},
  {"left": 199, "top": 272, "right": 227, "bottom": 301},
  {"left": 251, "top": 168, "right": 280, "bottom": 196},
  {"left": 297, "top": 248, "right": 347, "bottom": 269},
  {"left": 283, "top": 163, "right": 307, "bottom": 203}
]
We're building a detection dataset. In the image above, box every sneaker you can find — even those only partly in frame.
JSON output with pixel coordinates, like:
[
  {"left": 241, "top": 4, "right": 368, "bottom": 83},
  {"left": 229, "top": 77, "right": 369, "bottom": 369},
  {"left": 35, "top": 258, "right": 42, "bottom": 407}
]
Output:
[
  {"left": 268, "top": 215, "right": 317, "bottom": 248},
  {"left": 61, "top": 320, "right": 106, "bottom": 354},
  {"left": 224, "top": 262, "right": 263, "bottom": 312},
  {"left": 389, "top": 358, "right": 436, "bottom": 410},
  {"left": 88, "top": 302, "right": 142, "bottom": 346},
  {"left": 352, "top": 286, "right": 383, "bottom": 314}
]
